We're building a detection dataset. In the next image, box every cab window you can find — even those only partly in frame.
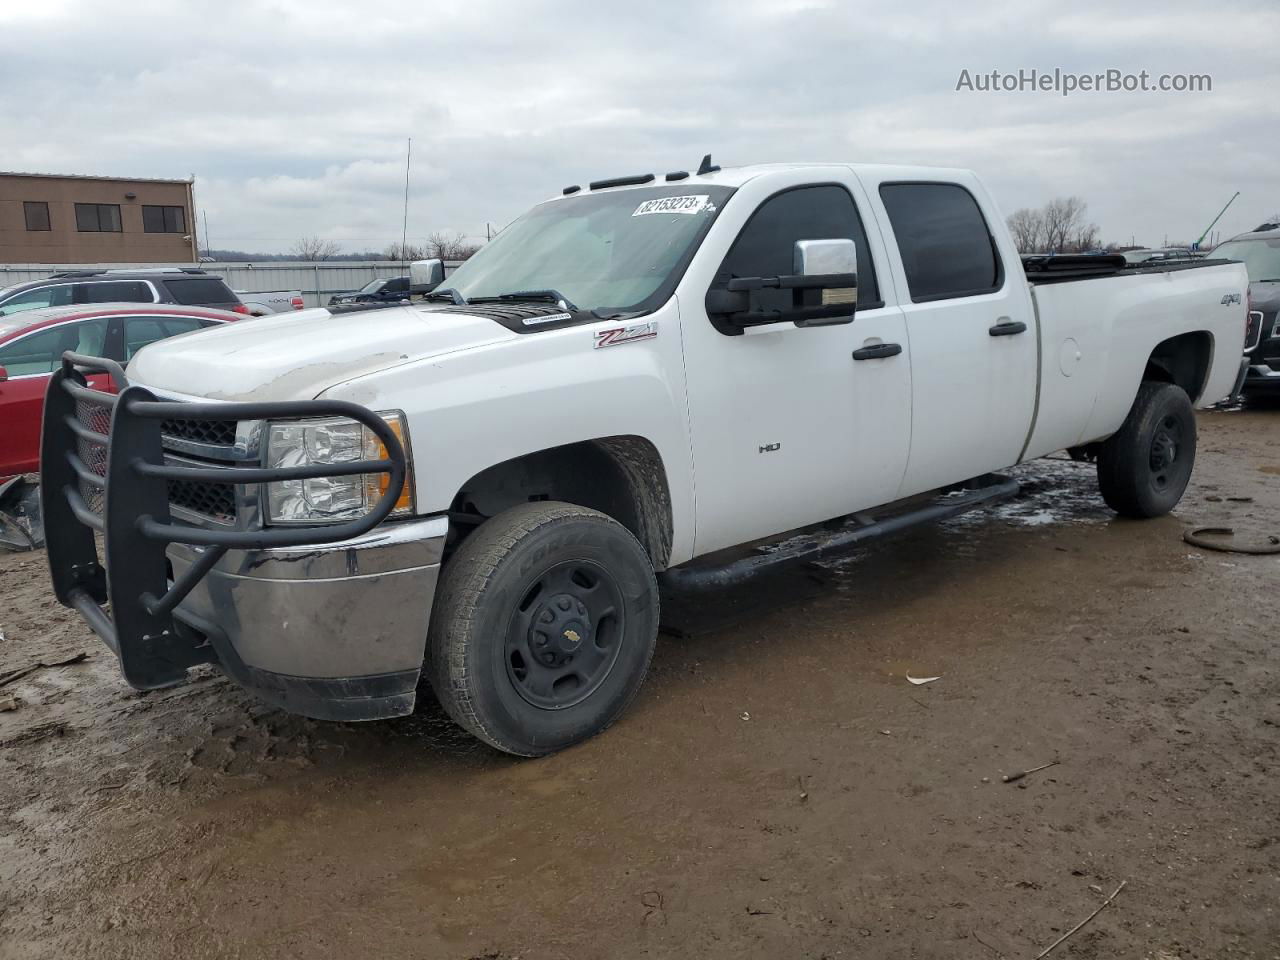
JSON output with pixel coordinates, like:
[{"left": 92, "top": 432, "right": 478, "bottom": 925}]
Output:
[
  {"left": 0, "top": 317, "right": 111, "bottom": 376},
  {"left": 0, "top": 284, "right": 74, "bottom": 316},
  {"left": 123, "top": 316, "right": 209, "bottom": 359},
  {"left": 713, "top": 185, "right": 881, "bottom": 320},
  {"left": 879, "top": 182, "right": 1003, "bottom": 301}
]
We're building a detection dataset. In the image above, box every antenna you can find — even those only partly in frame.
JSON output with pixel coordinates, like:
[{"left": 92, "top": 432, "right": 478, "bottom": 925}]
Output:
[
  {"left": 1195, "top": 190, "right": 1239, "bottom": 249},
  {"left": 402, "top": 137, "right": 412, "bottom": 263},
  {"left": 697, "top": 153, "right": 720, "bottom": 175}
]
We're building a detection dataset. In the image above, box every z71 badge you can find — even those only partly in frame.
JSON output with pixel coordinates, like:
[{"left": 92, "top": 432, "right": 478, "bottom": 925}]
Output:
[{"left": 595, "top": 321, "right": 658, "bottom": 348}]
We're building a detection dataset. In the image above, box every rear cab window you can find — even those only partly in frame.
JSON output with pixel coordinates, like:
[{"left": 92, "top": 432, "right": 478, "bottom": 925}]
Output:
[
  {"left": 164, "top": 277, "right": 237, "bottom": 305},
  {"left": 878, "top": 182, "right": 1003, "bottom": 301}
]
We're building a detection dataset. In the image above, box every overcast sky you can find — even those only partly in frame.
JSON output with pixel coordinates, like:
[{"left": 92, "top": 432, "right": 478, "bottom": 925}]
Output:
[{"left": 2, "top": 0, "right": 1276, "bottom": 253}]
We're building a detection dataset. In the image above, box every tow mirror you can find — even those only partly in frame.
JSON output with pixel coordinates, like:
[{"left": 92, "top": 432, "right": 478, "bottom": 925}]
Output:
[
  {"left": 705, "top": 238, "right": 858, "bottom": 331},
  {"left": 410, "top": 258, "right": 445, "bottom": 294}
]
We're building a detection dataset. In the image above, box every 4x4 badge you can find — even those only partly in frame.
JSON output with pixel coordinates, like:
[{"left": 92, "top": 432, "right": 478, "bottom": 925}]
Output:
[{"left": 594, "top": 321, "right": 658, "bottom": 348}]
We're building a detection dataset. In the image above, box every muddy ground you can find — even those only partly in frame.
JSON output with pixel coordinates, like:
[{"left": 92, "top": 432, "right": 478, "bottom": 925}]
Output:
[{"left": 1, "top": 408, "right": 1277, "bottom": 960}]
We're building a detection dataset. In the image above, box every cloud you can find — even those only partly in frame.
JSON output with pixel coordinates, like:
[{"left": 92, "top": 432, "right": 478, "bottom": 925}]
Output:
[{"left": 1, "top": 0, "right": 1275, "bottom": 251}]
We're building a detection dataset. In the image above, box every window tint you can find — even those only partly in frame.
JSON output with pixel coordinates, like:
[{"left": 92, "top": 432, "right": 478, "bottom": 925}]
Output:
[
  {"left": 164, "top": 277, "right": 236, "bottom": 305},
  {"left": 0, "top": 284, "right": 74, "bottom": 315},
  {"left": 0, "top": 318, "right": 110, "bottom": 376},
  {"left": 122, "top": 316, "right": 206, "bottom": 359},
  {"left": 78, "top": 281, "right": 153, "bottom": 305},
  {"left": 386, "top": 277, "right": 409, "bottom": 294},
  {"left": 74, "top": 203, "right": 122, "bottom": 233},
  {"left": 142, "top": 205, "right": 186, "bottom": 233},
  {"left": 878, "top": 183, "right": 1001, "bottom": 301},
  {"left": 24, "top": 201, "right": 51, "bottom": 231},
  {"left": 714, "top": 185, "right": 880, "bottom": 314}
]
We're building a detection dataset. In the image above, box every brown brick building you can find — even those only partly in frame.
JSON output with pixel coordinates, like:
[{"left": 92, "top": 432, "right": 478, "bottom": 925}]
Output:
[{"left": 0, "top": 172, "right": 198, "bottom": 264}]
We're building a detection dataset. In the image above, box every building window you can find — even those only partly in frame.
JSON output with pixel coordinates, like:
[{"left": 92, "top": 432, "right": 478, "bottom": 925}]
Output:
[
  {"left": 23, "top": 201, "right": 51, "bottom": 231},
  {"left": 142, "top": 205, "right": 186, "bottom": 234},
  {"left": 74, "top": 203, "right": 123, "bottom": 233}
]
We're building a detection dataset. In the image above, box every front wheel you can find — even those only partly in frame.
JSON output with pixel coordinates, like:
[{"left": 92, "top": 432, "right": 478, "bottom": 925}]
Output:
[
  {"left": 426, "top": 501, "right": 659, "bottom": 756},
  {"left": 1096, "top": 381, "right": 1196, "bottom": 518}
]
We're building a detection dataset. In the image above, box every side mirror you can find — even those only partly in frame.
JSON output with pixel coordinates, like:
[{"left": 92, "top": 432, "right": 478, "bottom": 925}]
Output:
[
  {"left": 705, "top": 238, "right": 858, "bottom": 331},
  {"left": 410, "top": 258, "right": 445, "bottom": 293},
  {"left": 0, "top": 366, "right": 8, "bottom": 382}
]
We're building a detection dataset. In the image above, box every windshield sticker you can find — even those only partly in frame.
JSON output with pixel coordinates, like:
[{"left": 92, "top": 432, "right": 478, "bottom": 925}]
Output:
[
  {"left": 632, "top": 195, "right": 711, "bottom": 217},
  {"left": 522, "top": 312, "right": 573, "bottom": 326}
]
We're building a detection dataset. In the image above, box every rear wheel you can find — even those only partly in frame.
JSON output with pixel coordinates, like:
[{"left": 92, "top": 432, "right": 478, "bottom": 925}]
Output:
[
  {"left": 1096, "top": 381, "right": 1196, "bottom": 518},
  {"left": 427, "top": 501, "right": 659, "bottom": 756}
]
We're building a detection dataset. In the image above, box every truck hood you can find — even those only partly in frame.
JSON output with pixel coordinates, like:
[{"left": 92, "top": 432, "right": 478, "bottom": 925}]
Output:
[{"left": 126, "top": 305, "right": 515, "bottom": 402}]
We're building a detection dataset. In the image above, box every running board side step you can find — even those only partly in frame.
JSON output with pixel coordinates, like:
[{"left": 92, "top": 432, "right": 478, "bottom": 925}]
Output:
[{"left": 659, "top": 474, "right": 1020, "bottom": 591}]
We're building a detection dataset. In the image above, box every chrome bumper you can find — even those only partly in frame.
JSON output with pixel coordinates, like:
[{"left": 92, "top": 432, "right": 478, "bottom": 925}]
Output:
[{"left": 169, "top": 515, "right": 448, "bottom": 720}]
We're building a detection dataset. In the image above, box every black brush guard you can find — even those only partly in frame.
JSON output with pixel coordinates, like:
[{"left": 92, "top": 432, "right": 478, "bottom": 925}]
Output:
[{"left": 41, "top": 351, "right": 407, "bottom": 690}]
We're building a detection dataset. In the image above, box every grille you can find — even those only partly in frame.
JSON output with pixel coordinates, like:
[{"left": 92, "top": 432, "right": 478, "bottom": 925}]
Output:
[
  {"left": 74, "top": 396, "right": 112, "bottom": 515},
  {"left": 160, "top": 417, "right": 238, "bottom": 448},
  {"left": 166, "top": 475, "right": 237, "bottom": 524}
]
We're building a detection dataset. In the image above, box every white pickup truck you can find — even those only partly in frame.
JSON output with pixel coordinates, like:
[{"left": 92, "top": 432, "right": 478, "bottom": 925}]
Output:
[{"left": 42, "top": 160, "right": 1248, "bottom": 756}]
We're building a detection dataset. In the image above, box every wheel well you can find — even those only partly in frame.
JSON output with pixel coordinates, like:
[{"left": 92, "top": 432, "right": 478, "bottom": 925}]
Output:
[
  {"left": 446, "top": 436, "right": 674, "bottom": 569},
  {"left": 1144, "top": 331, "right": 1212, "bottom": 402}
]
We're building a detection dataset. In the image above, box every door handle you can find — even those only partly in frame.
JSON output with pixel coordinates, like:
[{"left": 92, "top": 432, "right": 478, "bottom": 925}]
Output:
[
  {"left": 989, "top": 320, "right": 1027, "bottom": 337},
  {"left": 851, "top": 342, "right": 903, "bottom": 361}
]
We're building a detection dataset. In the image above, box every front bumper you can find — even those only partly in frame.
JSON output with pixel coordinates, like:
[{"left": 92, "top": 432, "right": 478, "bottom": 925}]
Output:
[
  {"left": 169, "top": 516, "right": 447, "bottom": 720},
  {"left": 40, "top": 352, "right": 428, "bottom": 722}
]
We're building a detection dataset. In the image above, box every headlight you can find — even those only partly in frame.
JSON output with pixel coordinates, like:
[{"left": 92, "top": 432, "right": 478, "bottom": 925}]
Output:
[{"left": 263, "top": 411, "right": 414, "bottom": 524}]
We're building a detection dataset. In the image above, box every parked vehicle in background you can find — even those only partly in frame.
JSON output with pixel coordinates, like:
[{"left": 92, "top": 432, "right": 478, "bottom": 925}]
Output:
[
  {"left": 1121, "top": 247, "right": 1203, "bottom": 265},
  {"left": 0, "top": 304, "right": 242, "bottom": 477},
  {"left": 328, "top": 276, "right": 410, "bottom": 305},
  {"left": 1214, "top": 224, "right": 1280, "bottom": 396},
  {"left": 235, "top": 289, "right": 305, "bottom": 316},
  {"left": 42, "top": 160, "right": 1247, "bottom": 757},
  {"left": 0, "top": 268, "right": 246, "bottom": 317}
]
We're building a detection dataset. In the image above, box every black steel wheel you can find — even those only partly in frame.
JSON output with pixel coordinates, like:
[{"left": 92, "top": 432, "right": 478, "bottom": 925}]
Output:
[
  {"left": 1097, "top": 381, "right": 1197, "bottom": 518},
  {"left": 427, "top": 501, "right": 659, "bottom": 756}
]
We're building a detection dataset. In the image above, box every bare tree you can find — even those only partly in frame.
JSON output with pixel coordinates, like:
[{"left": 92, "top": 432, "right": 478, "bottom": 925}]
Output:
[
  {"left": 383, "top": 241, "right": 426, "bottom": 261},
  {"left": 426, "top": 231, "right": 481, "bottom": 261},
  {"left": 1010, "top": 197, "right": 1099, "bottom": 253},
  {"left": 290, "top": 235, "right": 342, "bottom": 261},
  {"left": 1006, "top": 207, "right": 1045, "bottom": 253}
]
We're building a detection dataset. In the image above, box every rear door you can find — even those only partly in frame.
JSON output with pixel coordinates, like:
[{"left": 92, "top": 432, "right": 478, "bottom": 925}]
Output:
[
  {"left": 866, "top": 178, "right": 1036, "bottom": 495},
  {"left": 0, "top": 317, "right": 113, "bottom": 475}
]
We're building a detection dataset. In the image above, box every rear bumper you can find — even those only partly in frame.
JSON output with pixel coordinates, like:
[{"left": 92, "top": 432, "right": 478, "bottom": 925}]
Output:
[
  {"left": 1243, "top": 361, "right": 1280, "bottom": 393},
  {"left": 169, "top": 516, "right": 447, "bottom": 720}
]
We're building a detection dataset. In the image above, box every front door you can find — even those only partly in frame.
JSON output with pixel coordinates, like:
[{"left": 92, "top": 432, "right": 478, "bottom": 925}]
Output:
[{"left": 679, "top": 178, "right": 913, "bottom": 557}]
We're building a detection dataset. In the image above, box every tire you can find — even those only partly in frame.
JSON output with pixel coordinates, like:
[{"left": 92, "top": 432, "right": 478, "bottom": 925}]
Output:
[
  {"left": 426, "top": 501, "right": 659, "bottom": 756},
  {"left": 1096, "top": 381, "right": 1196, "bottom": 518}
]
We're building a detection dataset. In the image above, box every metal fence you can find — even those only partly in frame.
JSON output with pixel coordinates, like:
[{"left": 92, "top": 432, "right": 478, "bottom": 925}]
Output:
[{"left": 0, "top": 261, "right": 462, "bottom": 309}]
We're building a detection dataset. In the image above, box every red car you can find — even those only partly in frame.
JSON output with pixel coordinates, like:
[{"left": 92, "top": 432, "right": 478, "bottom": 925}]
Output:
[{"left": 0, "top": 304, "right": 241, "bottom": 478}]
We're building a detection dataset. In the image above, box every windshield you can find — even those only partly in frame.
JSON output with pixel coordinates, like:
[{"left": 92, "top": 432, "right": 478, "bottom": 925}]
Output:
[
  {"left": 359, "top": 279, "right": 387, "bottom": 294},
  {"left": 1212, "top": 238, "right": 1280, "bottom": 280},
  {"left": 443, "top": 185, "right": 736, "bottom": 314}
]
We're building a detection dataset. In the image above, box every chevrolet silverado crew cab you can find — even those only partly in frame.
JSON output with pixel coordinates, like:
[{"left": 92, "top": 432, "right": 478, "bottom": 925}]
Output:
[{"left": 42, "top": 159, "right": 1248, "bottom": 756}]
